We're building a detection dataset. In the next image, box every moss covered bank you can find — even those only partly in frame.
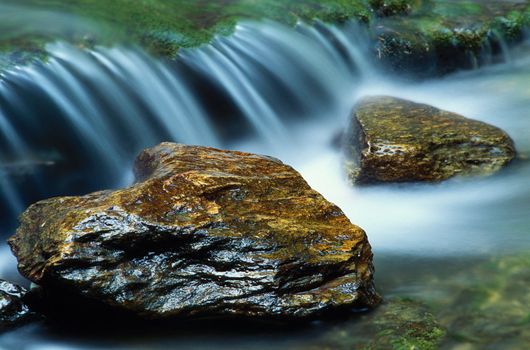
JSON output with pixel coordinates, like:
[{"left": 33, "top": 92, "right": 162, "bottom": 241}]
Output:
[{"left": 2, "top": 1, "right": 530, "bottom": 75}]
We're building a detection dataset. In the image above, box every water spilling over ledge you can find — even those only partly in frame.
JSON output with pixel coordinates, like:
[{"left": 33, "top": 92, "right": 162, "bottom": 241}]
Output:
[
  {"left": 1, "top": 14, "right": 530, "bottom": 350},
  {"left": 0, "top": 21, "right": 372, "bottom": 231},
  {"left": 1, "top": 17, "right": 516, "bottom": 231}
]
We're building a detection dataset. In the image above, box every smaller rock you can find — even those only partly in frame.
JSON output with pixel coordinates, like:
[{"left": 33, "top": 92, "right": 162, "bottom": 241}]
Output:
[
  {"left": 0, "top": 280, "right": 37, "bottom": 330},
  {"left": 344, "top": 96, "right": 516, "bottom": 184}
]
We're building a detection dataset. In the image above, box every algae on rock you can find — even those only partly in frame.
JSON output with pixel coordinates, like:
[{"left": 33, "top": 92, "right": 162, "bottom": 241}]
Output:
[
  {"left": 304, "top": 298, "right": 446, "bottom": 350},
  {"left": 344, "top": 96, "right": 515, "bottom": 184},
  {"left": 435, "top": 254, "right": 530, "bottom": 349},
  {"left": 2, "top": 0, "right": 530, "bottom": 75}
]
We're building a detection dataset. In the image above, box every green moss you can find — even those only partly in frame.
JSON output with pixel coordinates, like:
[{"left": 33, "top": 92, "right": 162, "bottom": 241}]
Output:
[
  {"left": 305, "top": 298, "right": 446, "bottom": 350},
  {"left": 0, "top": 0, "right": 372, "bottom": 57},
  {"left": 0, "top": 37, "right": 48, "bottom": 71},
  {"left": 372, "top": 1, "right": 530, "bottom": 76},
  {"left": 370, "top": 0, "right": 417, "bottom": 17},
  {"left": 367, "top": 299, "right": 446, "bottom": 350},
  {"left": 1, "top": 0, "right": 530, "bottom": 74},
  {"left": 494, "top": 9, "right": 530, "bottom": 40},
  {"left": 431, "top": 1, "right": 482, "bottom": 18},
  {"left": 421, "top": 254, "right": 530, "bottom": 348}
]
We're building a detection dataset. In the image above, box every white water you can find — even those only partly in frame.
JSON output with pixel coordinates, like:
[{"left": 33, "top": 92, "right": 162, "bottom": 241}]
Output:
[
  {"left": 0, "top": 19, "right": 529, "bottom": 349},
  {"left": 0, "top": 19, "right": 526, "bottom": 262},
  {"left": 0, "top": 21, "right": 371, "bottom": 228}
]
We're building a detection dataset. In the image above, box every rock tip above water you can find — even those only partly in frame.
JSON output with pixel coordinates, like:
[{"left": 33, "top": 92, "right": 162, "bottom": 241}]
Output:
[{"left": 344, "top": 95, "right": 516, "bottom": 184}]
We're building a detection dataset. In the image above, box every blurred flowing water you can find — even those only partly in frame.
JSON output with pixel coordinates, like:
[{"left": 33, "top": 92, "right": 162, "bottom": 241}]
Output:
[
  {"left": 0, "top": 20, "right": 371, "bottom": 233},
  {"left": 0, "top": 16, "right": 530, "bottom": 350}
]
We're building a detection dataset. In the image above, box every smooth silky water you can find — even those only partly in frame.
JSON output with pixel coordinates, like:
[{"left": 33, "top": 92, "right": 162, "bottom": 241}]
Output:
[{"left": 0, "top": 17, "right": 529, "bottom": 350}]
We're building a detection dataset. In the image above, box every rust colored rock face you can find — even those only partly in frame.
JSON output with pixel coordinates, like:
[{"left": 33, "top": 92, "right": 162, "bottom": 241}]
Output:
[
  {"left": 345, "top": 96, "right": 516, "bottom": 184},
  {"left": 9, "top": 143, "right": 379, "bottom": 320}
]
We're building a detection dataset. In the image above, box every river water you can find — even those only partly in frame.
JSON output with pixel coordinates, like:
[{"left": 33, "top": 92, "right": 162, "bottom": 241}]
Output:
[{"left": 0, "top": 19, "right": 529, "bottom": 350}]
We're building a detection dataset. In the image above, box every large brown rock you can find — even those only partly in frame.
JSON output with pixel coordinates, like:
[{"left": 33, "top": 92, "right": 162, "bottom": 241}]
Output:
[
  {"left": 9, "top": 143, "right": 379, "bottom": 320},
  {"left": 345, "top": 96, "right": 515, "bottom": 184}
]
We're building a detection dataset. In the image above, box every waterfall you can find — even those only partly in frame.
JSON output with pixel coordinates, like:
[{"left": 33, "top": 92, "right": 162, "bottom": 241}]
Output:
[{"left": 0, "top": 20, "right": 373, "bottom": 232}]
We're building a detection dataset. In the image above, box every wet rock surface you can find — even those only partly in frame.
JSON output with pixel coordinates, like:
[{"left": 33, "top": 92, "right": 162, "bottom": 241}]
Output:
[
  {"left": 0, "top": 280, "right": 37, "bottom": 330},
  {"left": 9, "top": 142, "right": 379, "bottom": 320},
  {"left": 345, "top": 96, "right": 515, "bottom": 184}
]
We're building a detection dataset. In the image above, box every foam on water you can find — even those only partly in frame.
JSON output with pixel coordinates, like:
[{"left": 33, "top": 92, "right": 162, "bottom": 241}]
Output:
[
  {"left": 0, "top": 17, "right": 528, "bottom": 350},
  {"left": 0, "top": 20, "right": 370, "bottom": 229},
  {"left": 0, "top": 20, "right": 526, "bottom": 260}
]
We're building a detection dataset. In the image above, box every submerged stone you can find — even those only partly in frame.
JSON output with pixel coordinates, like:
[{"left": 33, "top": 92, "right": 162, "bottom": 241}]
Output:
[
  {"left": 345, "top": 96, "right": 515, "bottom": 184},
  {"left": 437, "top": 254, "right": 530, "bottom": 349},
  {"left": 9, "top": 142, "right": 379, "bottom": 320},
  {"left": 305, "top": 298, "right": 446, "bottom": 350},
  {"left": 0, "top": 280, "right": 37, "bottom": 330}
]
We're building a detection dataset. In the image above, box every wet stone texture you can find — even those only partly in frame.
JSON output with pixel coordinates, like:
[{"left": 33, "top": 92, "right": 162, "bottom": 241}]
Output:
[
  {"left": 345, "top": 96, "right": 515, "bottom": 184},
  {"left": 0, "top": 280, "right": 37, "bottom": 330},
  {"left": 9, "top": 142, "right": 379, "bottom": 320}
]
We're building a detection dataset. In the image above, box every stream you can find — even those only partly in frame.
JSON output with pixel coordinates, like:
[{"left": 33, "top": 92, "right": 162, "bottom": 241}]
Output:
[{"left": 1, "top": 18, "right": 530, "bottom": 350}]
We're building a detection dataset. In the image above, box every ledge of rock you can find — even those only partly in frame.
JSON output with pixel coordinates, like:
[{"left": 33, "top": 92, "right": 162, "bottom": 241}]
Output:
[
  {"left": 345, "top": 96, "right": 515, "bottom": 184},
  {"left": 0, "top": 280, "right": 37, "bottom": 330},
  {"left": 371, "top": 1, "right": 530, "bottom": 77},
  {"left": 9, "top": 142, "right": 379, "bottom": 320}
]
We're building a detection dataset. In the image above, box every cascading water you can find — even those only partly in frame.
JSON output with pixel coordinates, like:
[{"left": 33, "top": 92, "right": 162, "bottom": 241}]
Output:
[
  {"left": 0, "top": 15, "right": 529, "bottom": 350},
  {"left": 0, "top": 20, "right": 372, "bottom": 233}
]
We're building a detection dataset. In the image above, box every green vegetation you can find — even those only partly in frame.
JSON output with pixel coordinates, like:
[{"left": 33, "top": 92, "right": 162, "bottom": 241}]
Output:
[
  {"left": 436, "top": 254, "right": 530, "bottom": 348},
  {"left": 391, "top": 0, "right": 530, "bottom": 44},
  {"left": 304, "top": 252, "right": 530, "bottom": 349},
  {"left": 306, "top": 298, "right": 446, "bottom": 350},
  {"left": 0, "top": 0, "right": 372, "bottom": 61},
  {"left": 369, "top": 0, "right": 417, "bottom": 17},
  {"left": 1, "top": 1, "right": 530, "bottom": 73},
  {"left": 372, "top": 1, "right": 530, "bottom": 75},
  {"left": 366, "top": 298, "right": 446, "bottom": 350}
]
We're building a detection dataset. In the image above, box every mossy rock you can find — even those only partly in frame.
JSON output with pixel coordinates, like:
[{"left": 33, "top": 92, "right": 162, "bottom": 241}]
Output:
[
  {"left": 344, "top": 96, "right": 515, "bottom": 184},
  {"left": 369, "top": 0, "right": 417, "bottom": 17},
  {"left": 436, "top": 255, "right": 530, "bottom": 349},
  {"left": 372, "top": 1, "right": 530, "bottom": 76},
  {"left": 2, "top": 1, "right": 530, "bottom": 76},
  {"left": 305, "top": 298, "right": 446, "bottom": 350},
  {"left": 0, "top": 0, "right": 372, "bottom": 69}
]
